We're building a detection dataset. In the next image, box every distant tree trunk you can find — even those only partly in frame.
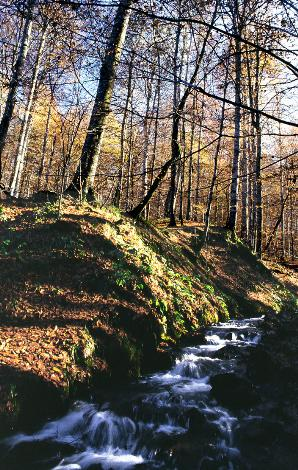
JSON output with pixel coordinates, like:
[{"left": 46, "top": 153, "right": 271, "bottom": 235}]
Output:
[
  {"left": 168, "top": 21, "right": 182, "bottom": 227},
  {"left": 240, "top": 120, "right": 248, "bottom": 241},
  {"left": 45, "top": 133, "right": 56, "bottom": 190},
  {"left": 0, "top": 0, "right": 36, "bottom": 183},
  {"left": 226, "top": 35, "right": 241, "bottom": 231},
  {"left": 69, "top": 0, "right": 133, "bottom": 197},
  {"left": 37, "top": 100, "right": 52, "bottom": 191},
  {"left": 142, "top": 73, "right": 154, "bottom": 219},
  {"left": 115, "top": 53, "right": 134, "bottom": 207},
  {"left": 127, "top": 4, "right": 218, "bottom": 221},
  {"left": 147, "top": 65, "right": 161, "bottom": 219},
  {"left": 203, "top": 69, "right": 228, "bottom": 245},
  {"left": 195, "top": 100, "right": 204, "bottom": 221},
  {"left": 179, "top": 121, "right": 186, "bottom": 225},
  {"left": 264, "top": 191, "right": 290, "bottom": 253},
  {"left": 248, "top": 129, "right": 255, "bottom": 248},
  {"left": 254, "top": 120, "right": 262, "bottom": 256},
  {"left": 279, "top": 157, "right": 286, "bottom": 259},
  {"left": 10, "top": 22, "right": 48, "bottom": 197},
  {"left": 186, "top": 94, "right": 196, "bottom": 221},
  {"left": 125, "top": 111, "right": 134, "bottom": 211}
]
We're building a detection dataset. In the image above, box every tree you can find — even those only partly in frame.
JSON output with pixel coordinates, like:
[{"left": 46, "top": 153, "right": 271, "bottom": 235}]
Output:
[{"left": 69, "top": 0, "right": 134, "bottom": 197}]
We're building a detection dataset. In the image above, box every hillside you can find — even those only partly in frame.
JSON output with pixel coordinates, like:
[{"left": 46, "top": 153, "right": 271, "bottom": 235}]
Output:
[{"left": 0, "top": 198, "right": 297, "bottom": 436}]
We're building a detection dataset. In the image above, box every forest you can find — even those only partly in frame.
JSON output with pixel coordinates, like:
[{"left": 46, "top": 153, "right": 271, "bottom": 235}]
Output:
[
  {"left": 0, "top": 0, "right": 297, "bottom": 259},
  {"left": 0, "top": 1, "right": 298, "bottom": 470}
]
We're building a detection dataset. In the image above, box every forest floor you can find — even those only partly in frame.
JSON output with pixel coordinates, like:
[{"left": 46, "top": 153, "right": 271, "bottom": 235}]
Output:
[{"left": 0, "top": 197, "right": 297, "bottom": 436}]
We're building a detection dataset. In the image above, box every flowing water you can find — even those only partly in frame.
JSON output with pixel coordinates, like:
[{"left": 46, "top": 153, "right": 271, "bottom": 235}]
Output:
[{"left": 1, "top": 317, "right": 264, "bottom": 470}]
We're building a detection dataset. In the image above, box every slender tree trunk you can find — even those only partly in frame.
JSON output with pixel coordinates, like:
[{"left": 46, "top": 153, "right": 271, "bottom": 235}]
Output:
[
  {"left": 186, "top": 95, "right": 196, "bottom": 221},
  {"left": 125, "top": 100, "right": 134, "bottom": 211},
  {"left": 254, "top": 121, "right": 262, "bottom": 256},
  {"left": 0, "top": 0, "right": 36, "bottom": 183},
  {"left": 195, "top": 101, "right": 204, "bottom": 222},
  {"left": 69, "top": 0, "right": 133, "bottom": 197},
  {"left": 280, "top": 158, "right": 286, "bottom": 259},
  {"left": 203, "top": 69, "right": 228, "bottom": 245},
  {"left": 115, "top": 54, "right": 134, "bottom": 207},
  {"left": 37, "top": 101, "right": 52, "bottom": 191},
  {"left": 264, "top": 191, "right": 290, "bottom": 253},
  {"left": 252, "top": 48, "right": 262, "bottom": 257},
  {"left": 240, "top": 120, "right": 248, "bottom": 241},
  {"left": 168, "top": 21, "right": 182, "bottom": 227},
  {"left": 142, "top": 76, "right": 153, "bottom": 219},
  {"left": 147, "top": 66, "right": 161, "bottom": 219},
  {"left": 127, "top": 3, "right": 218, "bottom": 219},
  {"left": 226, "top": 36, "right": 241, "bottom": 231},
  {"left": 10, "top": 22, "right": 48, "bottom": 197}
]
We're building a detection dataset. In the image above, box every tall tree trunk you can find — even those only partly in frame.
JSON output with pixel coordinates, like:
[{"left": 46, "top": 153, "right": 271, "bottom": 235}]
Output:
[
  {"left": 226, "top": 36, "right": 241, "bottom": 231},
  {"left": 252, "top": 48, "right": 262, "bottom": 257},
  {"left": 0, "top": 0, "right": 36, "bottom": 183},
  {"left": 186, "top": 94, "right": 196, "bottom": 221},
  {"left": 37, "top": 100, "right": 52, "bottom": 191},
  {"left": 147, "top": 65, "right": 161, "bottom": 219},
  {"left": 195, "top": 100, "right": 204, "bottom": 222},
  {"left": 10, "top": 22, "right": 47, "bottom": 197},
  {"left": 279, "top": 157, "right": 286, "bottom": 259},
  {"left": 203, "top": 69, "right": 228, "bottom": 245},
  {"left": 240, "top": 120, "right": 248, "bottom": 241},
  {"left": 69, "top": 0, "right": 133, "bottom": 197},
  {"left": 142, "top": 75, "right": 153, "bottom": 219},
  {"left": 127, "top": 4, "right": 219, "bottom": 220},
  {"left": 168, "top": 21, "right": 182, "bottom": 227},
  {"left": 254, "top": 121, "right": 262, "bottom": 257},
  {"left": 125, "top": 107, "right": 134, "bottom": 211},
  {"left": 115, "top": 53, "right": 134, "bottom": 207}
]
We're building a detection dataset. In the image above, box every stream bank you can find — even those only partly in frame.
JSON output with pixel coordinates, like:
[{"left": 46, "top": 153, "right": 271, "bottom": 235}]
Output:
[
  {"left": 0, "top": 201, "right": 297, "bottom": 443},
  {"left": 2, "top": 312, "right": 298, "bottom": 470}
]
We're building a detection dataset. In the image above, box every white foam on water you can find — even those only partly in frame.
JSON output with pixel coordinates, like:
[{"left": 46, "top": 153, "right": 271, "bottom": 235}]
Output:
[
  {"left": 172, "top": 378, "right": 212, "bottom": 394},
  {"left": 156, "top": 424, "right": 187, "bottom": 435},
  {"left": 172, "top": 360, "right": 201, "bottom": 378},
  {"left": 197, "top": 344, "right": 226, "bottom": 352},
  {"left": 54, "top": 465, "right": 81, "bottom": 470},
  {"left": 54, "top": 450, "right": 144, "bottom": 470},
  {"left": 3, "top": 316, "right": 264, "bottom": 470}
]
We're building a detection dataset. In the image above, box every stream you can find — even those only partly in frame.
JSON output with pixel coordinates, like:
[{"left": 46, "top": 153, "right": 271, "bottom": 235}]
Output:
[{"left": 1, "top": 317, "right": 265, "bottom": 470}]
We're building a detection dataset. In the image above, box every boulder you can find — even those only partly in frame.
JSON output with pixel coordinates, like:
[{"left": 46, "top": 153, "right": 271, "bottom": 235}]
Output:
[
  {"left": 246, "top": 347, "right": 277, "bottom": 383},
  {"left": 214, "top": 345, "right": 243, "bottom": 360},
  {"left": 235, "top": 418, "right": 283, "bottom": 447},
  {"left": 3, "top": 439, "right": 76, "bottom": 470},
  {"left": 210, "top": 373, "right": 259, "bottom": 409},
  {"left": 186, "top": 407, "right": 219, "bottom": 438}
]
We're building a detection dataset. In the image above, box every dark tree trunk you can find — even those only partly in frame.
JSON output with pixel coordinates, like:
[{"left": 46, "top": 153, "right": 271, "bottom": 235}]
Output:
[
  {"left": 226, "top": 36, "right": 241, "bottom": 231},
  {"left": 69, "top": 0, "right": 133, "bottom": 197}
]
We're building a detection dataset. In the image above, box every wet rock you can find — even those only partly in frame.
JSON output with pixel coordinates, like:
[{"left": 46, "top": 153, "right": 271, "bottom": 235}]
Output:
[
  {"left": 186, "top": 408, "right": 219, "bottom": 438},
  {"left": 150, "top": 349, "right": 174, "bottom": 372},
  {"left": 199, "top": 457, "right": 219, "bottom": 470},
  {"left": 86, "top": 463, "right": 104, "bottom": 470},
  {"left": 214, "top": 344, "right": 243, "bottom": 360},
  {"left": 179, "top": 331, "right": 207, "bottom": 347},
  {"left": 235, "top": 418, "right": 283, "bottom": 447},
  {"left": 210, "top": 373, "right": 259, "bottom": 409},
  {"left": 246, "top": 346, "right": 277, "bottom": 383},
  {"left": 2, "top": 440, "right": 76, "bottom": 470}
]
